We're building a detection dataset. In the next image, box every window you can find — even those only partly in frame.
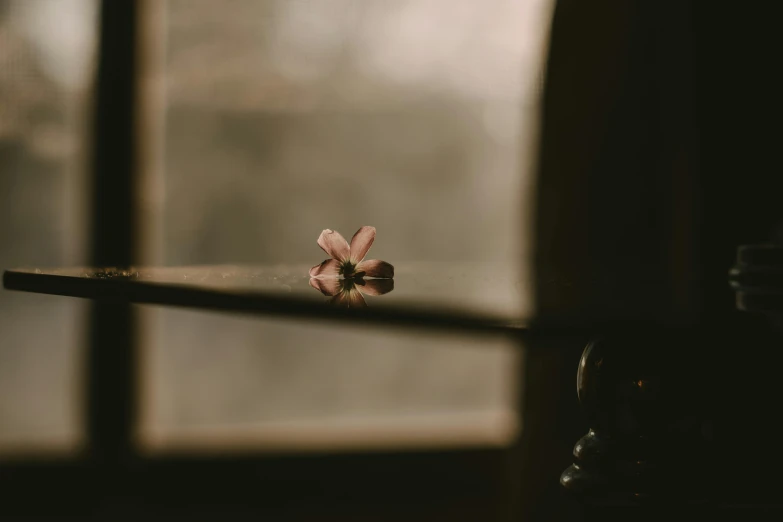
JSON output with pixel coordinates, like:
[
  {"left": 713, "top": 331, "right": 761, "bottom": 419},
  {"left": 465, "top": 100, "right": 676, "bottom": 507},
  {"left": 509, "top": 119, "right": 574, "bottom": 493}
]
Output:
[
  {"left": 0, "top": 1, "right": 559, "bottom": 519},
  {"left": 137, "top": 0, "right": 552, "bottom": 452}
]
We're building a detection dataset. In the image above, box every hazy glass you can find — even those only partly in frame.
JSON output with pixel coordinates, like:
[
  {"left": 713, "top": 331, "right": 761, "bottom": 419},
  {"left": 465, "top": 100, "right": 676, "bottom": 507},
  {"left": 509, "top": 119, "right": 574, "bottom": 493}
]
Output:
[
  {"left": 0, "top": 0, "right": 96, "bottom": 454},
  {"left": 141, "top": 0, "right": 552, "bottom": 451}
]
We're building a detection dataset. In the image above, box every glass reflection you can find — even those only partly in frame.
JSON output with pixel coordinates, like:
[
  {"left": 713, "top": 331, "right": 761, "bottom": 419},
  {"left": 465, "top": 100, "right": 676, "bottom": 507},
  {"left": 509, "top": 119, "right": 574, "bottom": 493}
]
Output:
[{"left": 309, "top": 276, "right": 394, "bottom": 308}]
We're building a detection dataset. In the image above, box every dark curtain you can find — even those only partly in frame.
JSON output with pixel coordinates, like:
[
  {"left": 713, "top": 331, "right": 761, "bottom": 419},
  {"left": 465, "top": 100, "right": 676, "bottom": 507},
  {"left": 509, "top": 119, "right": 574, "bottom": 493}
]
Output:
[
  {"left": 531, "top": 0, "right": 783, "bottom": 507},
  {"left": 535, "top": 0, "right": 783, "bottom": 321}
]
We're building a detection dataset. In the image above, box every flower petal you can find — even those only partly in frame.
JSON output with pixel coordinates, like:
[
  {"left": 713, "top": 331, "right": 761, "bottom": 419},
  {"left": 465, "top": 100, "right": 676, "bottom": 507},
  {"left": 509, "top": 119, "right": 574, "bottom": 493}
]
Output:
[
  {"left": 309, "top": 259, "right": 341, "bottom": 278},
  {"left": 309, "top": 277, "right": 342, "bottom": 296},
  {"left": 346, "top": 289, "right": 368, "bottom": 308},
  {"left": 329, "top": 289, "right": 367, "bottom": 308},
  {"left": 349, "top": 226, "right": 376, "bottom": 264},
  {"left": 356, "top": 259, "right": 394, "bottom": 278},
  {"left": 317, "top": 229, "right": 350, "bottom": 262},
  {"left": 358, "top": 278, "right": 394, "bottom": 296},
  {"left": 328, "top": 294, "right": 344, "bottom": 307}
]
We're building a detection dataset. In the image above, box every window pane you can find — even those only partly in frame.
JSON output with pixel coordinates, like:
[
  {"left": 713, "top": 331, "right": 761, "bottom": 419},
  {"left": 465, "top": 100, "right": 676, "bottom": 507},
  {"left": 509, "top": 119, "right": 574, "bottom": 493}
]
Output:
[
  {"left": 142, "top": 312, "right": 519, "bottom": 452},
  {"left": 140, "top": 0, "right": 551, "bottom": 451},
  {"left": 0, "top": 0, "right": 96, "bottom": 454}
]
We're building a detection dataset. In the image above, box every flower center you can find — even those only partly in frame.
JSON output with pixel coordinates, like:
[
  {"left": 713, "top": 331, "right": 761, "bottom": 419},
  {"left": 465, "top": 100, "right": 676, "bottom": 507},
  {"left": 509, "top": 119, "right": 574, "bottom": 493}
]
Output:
[
  {"left": 340, "top": 261, "right": 365, "bottom": 278},
  {"left": 340, "top": 261, "right": 357, "bottom": 277}
]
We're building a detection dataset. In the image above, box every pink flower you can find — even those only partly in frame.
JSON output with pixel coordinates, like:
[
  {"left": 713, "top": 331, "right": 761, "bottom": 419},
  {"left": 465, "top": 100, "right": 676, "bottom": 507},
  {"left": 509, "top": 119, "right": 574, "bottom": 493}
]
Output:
[
  {"left": 309, "top": 226, "right": 394, "bottom": 279},
  {"left": 309, "top": 277, "right": 394, "bottom": 308}
]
